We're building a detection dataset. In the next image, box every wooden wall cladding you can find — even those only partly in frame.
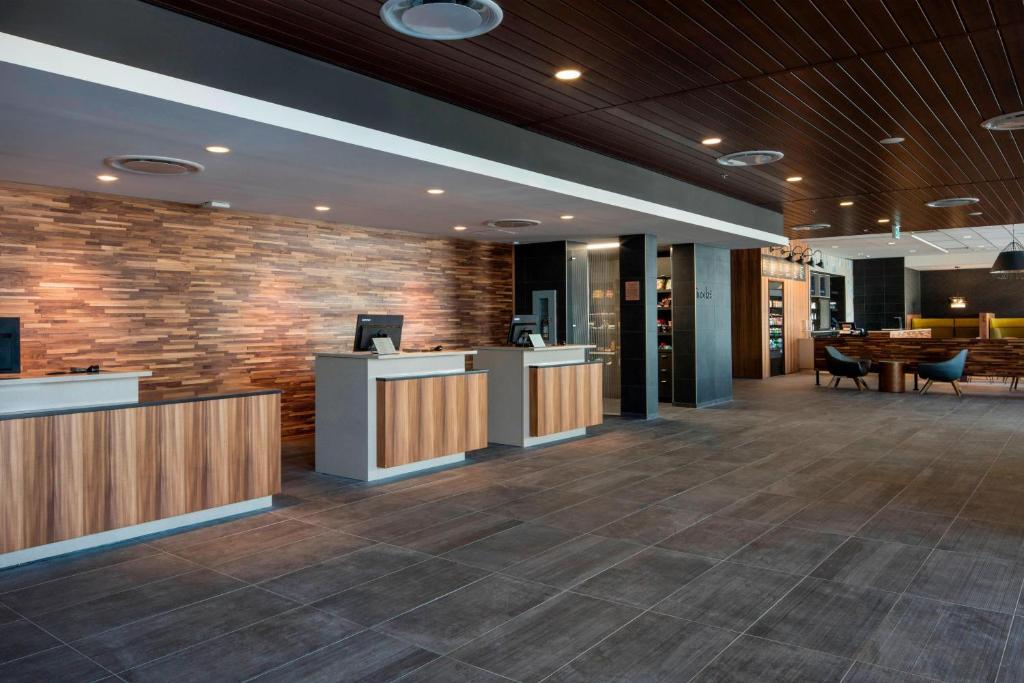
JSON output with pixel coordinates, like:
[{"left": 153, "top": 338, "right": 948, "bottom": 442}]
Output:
[
  {"left": 376, "top": 372, "right": 488, "bottom": 469},
  {"left": 814, "top": 338, "right": 1024, "bottom": 378},
  {"left": 0, "top": 393, "right": 280, "bottom": 554},
  {"left": 0, "top": 182, "right": 513, "bottom": 438},
  {"left": 529, "top": 362, "right": 603, "bottom": 437}
]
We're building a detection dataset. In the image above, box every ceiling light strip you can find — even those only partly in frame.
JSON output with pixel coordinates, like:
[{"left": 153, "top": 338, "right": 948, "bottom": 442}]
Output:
[
  {"left": 0, "top": 33, "right": 787, "bottom": 246},
  {"left": 910, "top": 233, "right": 950, "bottom": 254}
]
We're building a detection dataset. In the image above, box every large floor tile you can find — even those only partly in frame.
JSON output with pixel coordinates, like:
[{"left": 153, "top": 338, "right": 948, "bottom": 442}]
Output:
[
  {"left": 312, "top": 557, "right": 487, "bottom": 626},
  {"left": 0, "top": 646, "right": 110, "bottom": 683},
  {"left": 574, "top": 547, "right": 716, "bottom": 607},
  {"left": 397, "top": 656, "right": 508, "bottom": 682},
  {"left": 0, "top": 543, "right": 157, "bottom": 594},
  {"left": 546, "top": 612, "right": 733, "bottom": 682},
  {"left": 693, "top": 635, "right": 851, "bottom": 682},
  {"left": 534, "top": 497, "right": 647, "bottom": 534},
  {"left": 938, "top": 516, "right": 1024, "bottom": 563},
  {"left": 730, "top": 526, "right": 847, "bottom": 575},
  {"left": 503, "top": 534, "right": 642, "bottom": 589},
  {"left": 451, "top": 591, "right": 640, "bottom": 683},
  {"left": 376, "top": 574, "right": 558, "bottom": 654},
  {"left": 657, "top": 516, "right": 770, "bottom": 559},
  {"left": 718, "top": 493, "right": 811, "bottom": 525},
  {"left": 168, "top": 519, "right": 324, "bottom": 567},
  {"left": 0, "top": 619, "right": 60, "bottom": 665},
  {"left": 858, "top": 595, "right": 1011, "bottom": 682},
  {"left": 74, "top": 586, "right": 297, "bottom": 672},
  {"left": 393, "top": 513, "right": 521, "bottom": 555},
  {"left": 783, "top": 501, "right": 878, "bottom": 535},
  {"left": 593, "top": 506, "right": 705, "bottom": 545},
  {"left": 654, "top": 561, "right": 801, "bottom": 631},
  {"left": 906, "top": 549, "right": 1024, "bottom": 613},
  {"left": 749, "top": 577, "right": 899, "bottom": 658},
  {"left": 121, "top": 606, "right": 360, "bottom": 682},
  {"left": 810, "top": 538, "right": 930, "bottom": 593},
  {"left": 442, "top": 523, "right": 578, "bottom": 572},
  {"left": 857, "top": 508, "right": 953, "bottom": 547},
  {"left": 214, "top": 531, "right": 374, "bottom": 583},
  {"left": 260, "top": 544, "right": 428, "bottom": 604}
]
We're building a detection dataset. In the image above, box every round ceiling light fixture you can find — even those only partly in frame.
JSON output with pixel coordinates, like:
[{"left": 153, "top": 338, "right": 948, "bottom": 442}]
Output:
[
  {"left": 969, "top": 211, "right": 984, "bottom": 216},
  {"left": 981, "top": 111, "right": 1024, "bottom": 131},
  {"left": 716, "top": 150, "right": 784, "bottom": 166},
  {"left": 786, "top": 176, "right": 803, "bottom": 182},
  {"left": 96, "top": 174, "right": 118, "bottom": 182},
  {"left": 879, "top": 136, "right": 905, "bottom": 145},
  {"left": 453, "top": 225, "right": 467, "bottom": 231},
  {"left": 484, "top": 218, "right": 541, "bottom": 230},
  {"left": 105, "top": 155, "right": 204, "bottom": 176},
  {"left": 205, "top": 145, "right": 230, "bottom": 154},
  {"left": 701, "top": 137, "right": 722, "bottom": 146},
  {"left": 380, "top": 0, "right": 502, "bottom": 40},
  {"left": 791, "top": 223, "right": 831, "bottom": 232},
  {"left": 555, "top": 68, "right": 582, "bottom": 81},
  {"left": 925, "top": 197, "right": 980, "bottom": 208}
]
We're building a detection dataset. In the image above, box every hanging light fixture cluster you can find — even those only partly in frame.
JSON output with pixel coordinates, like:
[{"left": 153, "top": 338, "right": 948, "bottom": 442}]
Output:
[{"left": 990, "top": 225, "right": 1024, "bottom": 280}]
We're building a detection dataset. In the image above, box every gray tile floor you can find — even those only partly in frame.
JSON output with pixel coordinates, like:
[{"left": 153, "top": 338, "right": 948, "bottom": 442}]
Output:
[{"left": 3, "top": 374, "right": 1024, "bottom": 682}]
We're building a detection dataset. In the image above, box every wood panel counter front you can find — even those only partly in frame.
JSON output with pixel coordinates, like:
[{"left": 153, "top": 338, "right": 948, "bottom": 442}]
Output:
[{"left": 0, "top": 388, "right": 281, "bottom": 567}]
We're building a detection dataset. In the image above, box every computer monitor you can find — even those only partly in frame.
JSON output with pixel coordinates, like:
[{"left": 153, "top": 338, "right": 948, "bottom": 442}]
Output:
[
  {"left": 507, "top": 314, "right": 538, "bottom": 347},
  {"left": 0, "top": 317, "right": 20, "bottom": 374},
  {"left": 353, "top": 314, "right": 404, "bottom": 352}
]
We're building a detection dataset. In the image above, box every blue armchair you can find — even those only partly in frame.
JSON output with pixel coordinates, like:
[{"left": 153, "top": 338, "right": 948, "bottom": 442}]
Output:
[
  {"left": 824, "top": 346, "right": 871, "bottom": 391},
  {"left": 918, "top": 350, "right": 968, "bottom": 397}
]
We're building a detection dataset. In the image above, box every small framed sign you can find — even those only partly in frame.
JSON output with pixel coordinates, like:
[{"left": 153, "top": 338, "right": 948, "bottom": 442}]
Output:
[
  {"left": 371, "top": 337, "right": 397, "bottom": 355},
  {"left": 624, "top": 280, "right": 640, "bottom": 301},
  {"left": 528, "top": 333, "right": 546, "bottom": 348}
]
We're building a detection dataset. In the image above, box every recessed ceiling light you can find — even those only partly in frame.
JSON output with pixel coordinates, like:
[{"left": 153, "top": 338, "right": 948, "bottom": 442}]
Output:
[
  {"left": 877, "top": 218, "right": 890, "bottom": 223},
  {"left": 963, "top": 235, "right": 973, "bottom": 239},
  {"left": 840, "top": 200, "right": 854, "bottom": 207},
  {"left": 453, "top": 225, "right": 467, "bottom": 231},
  {"left": 716, "top": 150, "right": 784, "bottom": 166},
  {"left": 380, "top": 0, "right": 503, "bottom": 40},
  {"left": 205, "top": 145, "right": 230, "bottom": 154},
  {"left": 96, "top": 174, "right": 118, "bottom": 182},
  {"left": 555, "top": 68, "right": 582, "bottom": 81},
  {"left": 701, "top": 137, "right": 722, "bottom": 146},
  {"left": 791, "top": 223, "right": 831, "bottom": 231},
  {"left": 925, "top": 197, "right": 979, "bottom": 208},
  {"left": 969, "top": 211, "right": 983, "bottom": 216},
  {"left": 786, "top": 176, "right": 803, "bottom": 182},
  {"left": 880, "top": 136, "right": 905, "bottom": 145},
  {"left": 981, "top": 111, "right": 1024, "bottom": 131},
  {"left": 314, "top": 205, "right": 330, "bottom": 212},
  {"left": 560, "top": 215, "right": 574, "bottom": 220},
  {"left": 888, "top": 241, "right": 896, "bottom": 245},
  {"left": 427, "top": 188, "right": 445, "bottom": 195},
  {"left": 587, "top": 241, "right": 619, "bottom": 250}
]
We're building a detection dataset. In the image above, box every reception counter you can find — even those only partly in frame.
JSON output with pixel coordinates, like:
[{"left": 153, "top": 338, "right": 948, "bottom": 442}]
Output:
[
  {"left": 315, "top": 351, "right": 487, "bottom": 481},
  {"left": 0, "top": 383, "right": 281, "bottom": 568},
  {"left": 0, "top": 369, "right": 152, "bottom": 415},
  {"left": 475, "top": 345, "right": 601, "bottom": 447}
]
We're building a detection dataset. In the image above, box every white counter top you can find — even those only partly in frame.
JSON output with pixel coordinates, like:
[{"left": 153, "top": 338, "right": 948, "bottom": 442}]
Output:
[
  {"left": 475, "top": 345, "right": 596, "bottom": 353},
  {"left": 315, "top": 350, "right": 477, "bottom": 360},
  {"left": 0, "top": 370, "right": 152, "bottom": 386}
]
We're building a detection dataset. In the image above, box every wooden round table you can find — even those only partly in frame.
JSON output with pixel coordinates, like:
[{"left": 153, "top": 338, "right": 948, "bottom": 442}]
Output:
[{"left": 878, "top": 360, "right": 907, "bottom": 393}]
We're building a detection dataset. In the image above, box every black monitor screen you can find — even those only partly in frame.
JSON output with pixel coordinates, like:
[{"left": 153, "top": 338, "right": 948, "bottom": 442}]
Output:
[
  {"left": 507, "top": 314, "right": 538, "bottom": 347},
  {"left": 0, "top": 317, "right": 20, "bottom": 374},
  {"left": 353, "top": 314, "right": 404, "bottom": 352}
]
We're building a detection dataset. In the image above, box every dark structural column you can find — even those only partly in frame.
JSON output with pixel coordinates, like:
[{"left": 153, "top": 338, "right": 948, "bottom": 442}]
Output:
[
  {"left": 672, "top": 244, "right": 733, "bottom": 407},
  {"left": 618, "top": 234, "right": 658, "bottom": 419}
]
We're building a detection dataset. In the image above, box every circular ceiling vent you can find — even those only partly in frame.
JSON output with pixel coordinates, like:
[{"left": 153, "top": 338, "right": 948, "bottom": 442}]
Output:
[
  {"left": 981, "top": 111, "right": 1024, "bottom": 131},
  {"left": 925, "top": 197, "right": 979, "bottom": 208},
  {"left": 380, "top": 0, "right": 503, "bottom": 40},
  {"left": 791, "top": 223, "right": 831, "bottom": 232},
  {"left": 105, "top": 155, "right": 204, "bottom": 176},
  {"left": 716, "top": 150, "right": 784, "bottom": 167},
  {"left": 484, "top": 218, "right": 541, "bottom": 230}
]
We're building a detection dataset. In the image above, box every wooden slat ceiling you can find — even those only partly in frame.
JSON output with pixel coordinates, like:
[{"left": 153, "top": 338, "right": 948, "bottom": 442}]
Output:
[{"left": 145, "top": 0, "right": 1024, "bottom": 239}]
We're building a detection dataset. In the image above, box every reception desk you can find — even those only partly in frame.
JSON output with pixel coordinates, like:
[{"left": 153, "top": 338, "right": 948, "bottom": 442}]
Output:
[
  {"left": 0, "top": 383, "right": 281, "bottom": 568},
  {"left": 0, "top": 369, "right": 152, "bottom": 415},
  {"left": 475, "top": 345, "right": 601, "bottom": 447},
  {"left": 315, "top": 351, "right": 487, "bottom": 481}
]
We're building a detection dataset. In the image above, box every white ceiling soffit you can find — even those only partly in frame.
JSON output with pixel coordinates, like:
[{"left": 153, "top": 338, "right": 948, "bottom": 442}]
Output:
[
  {"left": 803, "top": 224, "right": 1022, "bottom": 270},
  {"left": 0, "top": 33, "right": 786, "bottom": 247}
]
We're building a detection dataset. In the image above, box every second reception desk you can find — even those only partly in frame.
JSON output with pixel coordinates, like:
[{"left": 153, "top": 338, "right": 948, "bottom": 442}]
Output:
[
  {"left": 475, "top": 345, "right": 602, "bottom": 447},
  {"left": 315, "top": 351, "right": 487, "bottom": 481}
]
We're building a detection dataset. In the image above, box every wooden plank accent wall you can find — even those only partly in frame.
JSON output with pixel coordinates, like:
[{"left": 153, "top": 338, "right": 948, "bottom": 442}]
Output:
[
  {"left": 529, "top": 362, "right": 603, "bottom": 437},
  {"left": 0, "top": 393, "right": 280, "bottom": 554},
  {"left": 376, "top": 372, "right": 488, "bottom": 468},
  {"left": 0, "top": 181, "right": 513, "bottom": 439},
  {"left": 814, "top": 338, "right": 1024, "bottom": 378}
]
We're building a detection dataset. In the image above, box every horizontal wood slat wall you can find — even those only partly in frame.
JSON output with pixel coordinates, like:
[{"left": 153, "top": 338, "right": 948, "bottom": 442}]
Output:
[
  {"left": 529, "top": 362, "right": 603, "bottom": 437},
  {"left": 0, "top": 393, "right": 280, "bottom": 554},
  {"left": 814, "top": 338, "right": 1024, "bottom": 377},
  {"left": 0, "top": 182, "right": 512, "bottom": 438},
  {"left": 376, "top": 372, "right": 488, "bottom": 468}
]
